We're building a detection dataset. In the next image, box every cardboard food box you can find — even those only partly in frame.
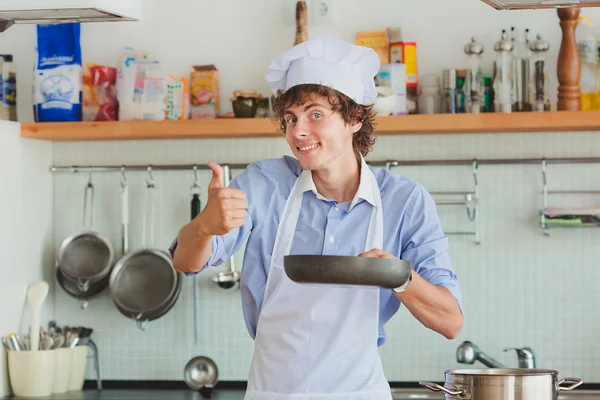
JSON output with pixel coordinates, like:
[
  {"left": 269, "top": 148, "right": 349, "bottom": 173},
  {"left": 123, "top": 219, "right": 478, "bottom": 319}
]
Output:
[
  {"left": 356, "top": 30, "right": 390, "bottom": 65},
  {"left": 190, "top": 64, "right": 220, "bottom": 119},
  {"left": 390, "top": 41, "right": 418, "bottom": 87}
]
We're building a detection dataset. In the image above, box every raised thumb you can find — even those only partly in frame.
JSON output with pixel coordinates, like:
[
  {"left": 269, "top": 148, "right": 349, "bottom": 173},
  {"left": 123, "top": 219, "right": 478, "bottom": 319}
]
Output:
[{"left": 207, "top": 162, "right": 224, "bottom": 189}]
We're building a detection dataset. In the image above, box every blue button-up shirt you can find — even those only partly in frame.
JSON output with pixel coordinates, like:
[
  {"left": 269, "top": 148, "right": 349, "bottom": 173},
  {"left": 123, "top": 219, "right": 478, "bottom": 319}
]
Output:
[{"left": 170, "top": 156, "right": 463, "bottom": 346}]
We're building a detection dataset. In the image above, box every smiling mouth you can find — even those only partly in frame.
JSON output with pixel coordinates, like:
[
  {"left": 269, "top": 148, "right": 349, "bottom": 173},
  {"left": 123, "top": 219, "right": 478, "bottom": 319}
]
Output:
[{"left": 297, "top": 143, "right": 320, "bottom": 151}]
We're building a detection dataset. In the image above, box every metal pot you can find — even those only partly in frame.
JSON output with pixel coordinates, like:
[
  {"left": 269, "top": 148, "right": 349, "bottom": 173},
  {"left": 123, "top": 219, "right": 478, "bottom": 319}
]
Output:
[
  {"left": 420, "top": 368, "right": 583, "bottom": 400},
  {"left": 55, "top": 264, "right": 108, "bottom": 309},
  {"left": 109, "top": 172, "right": 181, "bottom": 330},
  {"left": 57, "top": 178, "right": 114, "bottom": 292}
]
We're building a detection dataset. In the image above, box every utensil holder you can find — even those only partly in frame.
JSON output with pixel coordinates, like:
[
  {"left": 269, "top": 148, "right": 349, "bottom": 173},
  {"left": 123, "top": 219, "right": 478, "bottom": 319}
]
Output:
[
  {"left": 8, "top": 349, "right": 56, "bottom": 398},
  {"left": 52, "top": 348, "right": 73, "bottom": 394},
  {"left": 68, "top": 346, "right": 89, "bottom": 391}
]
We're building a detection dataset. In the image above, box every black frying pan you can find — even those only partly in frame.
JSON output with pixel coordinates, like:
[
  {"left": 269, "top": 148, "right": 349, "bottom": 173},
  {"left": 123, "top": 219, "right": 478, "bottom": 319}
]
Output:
[{"left": 283, "top": 255, "right": 412, "bottom": 289}]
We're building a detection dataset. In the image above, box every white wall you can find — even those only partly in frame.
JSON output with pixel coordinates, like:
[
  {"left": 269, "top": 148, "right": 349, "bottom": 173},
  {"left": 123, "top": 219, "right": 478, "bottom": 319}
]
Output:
[
  {"left": 2, "top": 0, "right": 600, "bottom": 122},
  {"left": 0, "top": 122, "right": 54, "bottom": 397}
]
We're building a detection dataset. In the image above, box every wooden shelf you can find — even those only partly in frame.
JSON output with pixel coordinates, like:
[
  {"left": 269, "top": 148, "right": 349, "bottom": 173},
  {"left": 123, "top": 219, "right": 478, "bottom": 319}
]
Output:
[{"left": 19, "top": 110, "right": 600, "bottom": 141}]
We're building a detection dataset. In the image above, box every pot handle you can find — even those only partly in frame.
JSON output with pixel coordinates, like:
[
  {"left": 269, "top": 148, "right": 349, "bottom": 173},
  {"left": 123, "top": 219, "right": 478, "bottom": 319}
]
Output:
[
  {"left": 558, "top": 377, "right": 584, "bottom": 391},
  {"left": 420, "top": 381, "right": 467, "bottom": 397}
]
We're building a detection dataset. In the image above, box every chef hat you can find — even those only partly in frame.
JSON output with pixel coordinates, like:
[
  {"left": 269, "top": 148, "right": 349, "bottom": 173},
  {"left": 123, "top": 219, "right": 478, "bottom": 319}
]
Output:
[{"left": 265, "top": 34, "right": 380, "bottom": 105}]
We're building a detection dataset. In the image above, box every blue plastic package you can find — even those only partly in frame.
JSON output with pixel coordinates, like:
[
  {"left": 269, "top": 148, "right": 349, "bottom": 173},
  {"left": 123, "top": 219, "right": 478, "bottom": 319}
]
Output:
[{"left": 33, "top": 23, "right": 82, "bottom": 122}]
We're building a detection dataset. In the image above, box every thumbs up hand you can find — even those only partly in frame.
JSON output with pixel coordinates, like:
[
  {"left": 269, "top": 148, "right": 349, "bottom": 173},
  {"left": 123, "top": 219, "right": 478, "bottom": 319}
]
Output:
[{"left": 196, "top": 162, "right": 248, "bottom": 236}]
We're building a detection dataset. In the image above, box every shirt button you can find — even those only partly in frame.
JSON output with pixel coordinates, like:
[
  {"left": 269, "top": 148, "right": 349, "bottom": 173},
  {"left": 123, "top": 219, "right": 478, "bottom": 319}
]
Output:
[{"left": 329, "top": 236, "right": 335, "bottom": 243}]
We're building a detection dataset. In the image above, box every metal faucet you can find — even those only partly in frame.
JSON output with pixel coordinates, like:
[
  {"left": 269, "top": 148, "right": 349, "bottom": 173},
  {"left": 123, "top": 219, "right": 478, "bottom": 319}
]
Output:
[
  {"left": 504, "top": 346, "right": 536, "bottom": 368},
  {"left": 456, "top": 341, "right": 536, "bottom": 369}
]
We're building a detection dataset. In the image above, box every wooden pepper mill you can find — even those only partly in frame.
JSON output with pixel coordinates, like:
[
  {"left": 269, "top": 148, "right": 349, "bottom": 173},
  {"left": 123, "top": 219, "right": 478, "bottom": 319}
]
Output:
[
  {"left": 557, "top": 7, "right": 581, "bottom": 111},
  {"left": 295, "top": 1, "right": 308, "bottom": 46}
]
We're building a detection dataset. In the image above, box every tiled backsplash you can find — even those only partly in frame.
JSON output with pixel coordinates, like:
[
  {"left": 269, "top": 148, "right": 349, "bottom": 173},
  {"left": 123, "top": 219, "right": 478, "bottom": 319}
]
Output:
[{"left": 51, "top": 131, "right": 600, "bottom": 383}]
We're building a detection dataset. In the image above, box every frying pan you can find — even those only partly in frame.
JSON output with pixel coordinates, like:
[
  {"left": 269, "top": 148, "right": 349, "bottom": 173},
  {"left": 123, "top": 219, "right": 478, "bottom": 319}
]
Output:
[
  {"left": 57, "top": 178, "right": 114, "bottom": 292},
  {"left": 283, "top": 255, "right": 412, "bottom": 289},
  {"left": 109, "top": 173, "right": 181, "bottom": 330}
]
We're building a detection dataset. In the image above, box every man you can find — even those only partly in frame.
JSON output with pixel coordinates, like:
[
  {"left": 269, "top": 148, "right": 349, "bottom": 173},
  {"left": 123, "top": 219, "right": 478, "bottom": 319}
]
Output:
[{"left": 171, "top": 35, "right": 463, "bottom": 400}]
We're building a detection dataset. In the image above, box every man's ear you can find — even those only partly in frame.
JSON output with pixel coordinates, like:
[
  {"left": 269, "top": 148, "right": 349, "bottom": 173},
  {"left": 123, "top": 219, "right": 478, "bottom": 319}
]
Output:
[{"left": 350, "top": 109, "right": 364, "bottom": 133}]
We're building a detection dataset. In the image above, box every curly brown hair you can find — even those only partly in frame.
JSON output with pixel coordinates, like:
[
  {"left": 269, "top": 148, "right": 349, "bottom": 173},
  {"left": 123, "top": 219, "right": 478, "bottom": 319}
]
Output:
[{"left": 271, "top": 84, "right": 377, "bottom": 157}]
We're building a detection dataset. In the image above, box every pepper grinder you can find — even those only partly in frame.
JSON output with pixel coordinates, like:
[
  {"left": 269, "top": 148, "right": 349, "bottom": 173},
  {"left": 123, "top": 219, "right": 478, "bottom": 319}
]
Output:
[
  {"left": 464, "top": 37, "right": 485, "bottom": 114},
  {"left": 529, "top": 34, "right": 551, "bottom": 112},
  {"left": 493, "top": 30, "right": 515, "bottom": 113}
]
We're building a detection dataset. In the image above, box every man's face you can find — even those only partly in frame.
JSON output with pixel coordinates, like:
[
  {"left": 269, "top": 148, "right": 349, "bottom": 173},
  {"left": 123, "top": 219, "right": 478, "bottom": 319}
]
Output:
[{"left": 284, "top": 95, "right": 361, "bottom": 171}]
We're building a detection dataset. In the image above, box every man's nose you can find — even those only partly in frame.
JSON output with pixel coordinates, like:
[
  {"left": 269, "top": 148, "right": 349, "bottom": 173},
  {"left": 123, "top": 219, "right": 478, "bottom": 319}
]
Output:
[{"left": 292, "top": 117, "right": 310, "bottom": 137}]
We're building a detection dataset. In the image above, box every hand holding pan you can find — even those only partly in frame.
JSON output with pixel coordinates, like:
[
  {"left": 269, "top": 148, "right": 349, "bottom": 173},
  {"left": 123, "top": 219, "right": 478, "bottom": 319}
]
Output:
[{"left": 283, "top": 252, "right": 412, "bottom": 289}]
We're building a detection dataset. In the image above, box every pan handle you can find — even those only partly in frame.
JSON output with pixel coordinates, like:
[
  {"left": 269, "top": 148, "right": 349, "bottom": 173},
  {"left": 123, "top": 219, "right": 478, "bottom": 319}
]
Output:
[
  {"left": 135, "top": 313, "right": 149, "bottom": 331},
  {"left": 142, "top": 170, "right": 156, "bottom": 249},
  {"left": 121, "top": 172, "right": 129, "bottom": 255},
  {"left": 83, "top": 179, "right": 94, "bottom": 229},
  {"left": 558, "top": 378, "right": 584, "bottom": 391},
  {"left": 420, "top": 381, "right": 467, "bottom": 398},
  {"left": 77, "top": 278, "right": 90, "bottom": 293}
]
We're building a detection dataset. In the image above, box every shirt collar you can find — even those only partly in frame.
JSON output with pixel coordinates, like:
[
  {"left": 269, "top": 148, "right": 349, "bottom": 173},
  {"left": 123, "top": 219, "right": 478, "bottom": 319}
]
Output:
[{"left": 292, "top": 155, "right": 378, "bottom": 210}]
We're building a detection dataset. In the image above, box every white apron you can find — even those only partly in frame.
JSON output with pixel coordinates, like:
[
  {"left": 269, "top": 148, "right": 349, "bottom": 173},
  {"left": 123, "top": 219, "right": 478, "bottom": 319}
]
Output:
[{"left": 244, "top": 159, "right": 392, "bottom": 400}]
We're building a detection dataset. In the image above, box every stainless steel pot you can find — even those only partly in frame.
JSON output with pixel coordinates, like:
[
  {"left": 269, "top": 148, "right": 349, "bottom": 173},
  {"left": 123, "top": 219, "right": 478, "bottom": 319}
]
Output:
[
  {"left": 57, "top": 178, "right": 114, "bottom": 292},
  {"left": 420, "top": 368, "right": 583, "bottom": 400},
  {"left": 109, "top": 173, "right": 180, "bottom": 330}
]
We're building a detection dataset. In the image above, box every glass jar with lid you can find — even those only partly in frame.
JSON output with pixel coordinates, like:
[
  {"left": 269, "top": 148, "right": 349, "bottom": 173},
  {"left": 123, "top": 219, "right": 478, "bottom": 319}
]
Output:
[{"left": 418, "top": 74, "right": 442, "bottom": 114}]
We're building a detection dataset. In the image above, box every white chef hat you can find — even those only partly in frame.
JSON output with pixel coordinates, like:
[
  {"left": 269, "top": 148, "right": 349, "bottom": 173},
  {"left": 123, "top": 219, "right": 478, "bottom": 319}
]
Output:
[{"left": 265, "top": 34, "right": 380, "bottom": 105}]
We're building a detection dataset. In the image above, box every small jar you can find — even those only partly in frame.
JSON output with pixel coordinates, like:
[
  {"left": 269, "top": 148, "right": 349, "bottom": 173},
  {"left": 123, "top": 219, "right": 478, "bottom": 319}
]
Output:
[{"left": 418, "top": 75, "right": 441, "bottom": 114}]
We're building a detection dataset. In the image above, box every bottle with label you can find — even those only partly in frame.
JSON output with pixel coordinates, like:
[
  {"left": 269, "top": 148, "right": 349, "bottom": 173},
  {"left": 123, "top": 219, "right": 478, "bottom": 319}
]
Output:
[
  {"left": 493, "top": 30, "right": 515, "bottom": 113},
  {"left": 0, "top": 54, "right": 17, "bottom": 121},
  {"left": 529, "top": 34, "right": 551, "bottom": 112},
  {"left": 464, "top": 37, "right": 485, "bottom": 114}
]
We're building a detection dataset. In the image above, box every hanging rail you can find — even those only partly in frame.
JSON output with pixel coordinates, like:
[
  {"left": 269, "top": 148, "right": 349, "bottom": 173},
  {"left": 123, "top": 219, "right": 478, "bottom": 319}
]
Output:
[{"left": 48, "top": 156, "right": 600, "bottom": 173}]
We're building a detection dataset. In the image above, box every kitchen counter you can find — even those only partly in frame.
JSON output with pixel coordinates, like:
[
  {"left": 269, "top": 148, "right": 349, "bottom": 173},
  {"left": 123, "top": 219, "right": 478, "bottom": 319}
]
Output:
[{"left": 3, "top": 388, "right": 600, "bottom": 400}]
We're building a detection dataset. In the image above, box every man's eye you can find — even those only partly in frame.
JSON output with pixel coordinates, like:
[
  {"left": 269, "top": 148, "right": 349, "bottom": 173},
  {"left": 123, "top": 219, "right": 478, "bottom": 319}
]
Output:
[
  {"left": 286, "top": 117, "right": 297, "bottom": 124},
  {"left": 312, "top": 113, "right": 322, "bottom": 119}
]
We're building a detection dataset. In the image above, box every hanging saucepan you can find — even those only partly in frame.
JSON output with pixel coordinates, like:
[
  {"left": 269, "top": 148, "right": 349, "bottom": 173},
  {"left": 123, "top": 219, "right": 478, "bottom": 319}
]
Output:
[
  {"left": 57, "top": 172, "right": 115, "bottom": 293},
  {"left": 55, "top": 264, "right": 109, "bottom": 310},
  {"left": 56, "top": 170, "right": 130, "bottom": 309},
  {"left": 109, "top": 168, "right": 182, "bottom": 330}
]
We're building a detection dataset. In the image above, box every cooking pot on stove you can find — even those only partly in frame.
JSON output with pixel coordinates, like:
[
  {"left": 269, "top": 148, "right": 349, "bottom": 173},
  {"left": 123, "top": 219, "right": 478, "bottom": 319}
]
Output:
[{"left": 420, "top": 368, "right": 583, "bottom": 400}]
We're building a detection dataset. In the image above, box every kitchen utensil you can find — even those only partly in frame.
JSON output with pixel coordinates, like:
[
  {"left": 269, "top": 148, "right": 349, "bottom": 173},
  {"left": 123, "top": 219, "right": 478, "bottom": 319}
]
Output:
[
  {"left": 213, "top": 165, "right": 241, "bottom": 290},
  {"left": 55, "top": 263, "right": 109, "bottom": 309},
  {"left": 184, "top": 356, "right": 218, "bottom": 398},
  {"left": 110, "top": 169, "right": 181, "bottom": 330},
  {"left": 420, "top": 368, "right": 583, "bottom": 399},
  {"left": 294, "top": 1, "right": 307, "bottom": 46},
  {"left": 283, "top": 255, "right": 412, "bottom": 289},
  {"left": 190, "top": 170, "right": 202, "bottom": 345},
  {"left": 27, "top": 281, "right": 49, "bottom": 352},
  {"left": 57, "top": 175, "right": 114, "bottom": 292}
]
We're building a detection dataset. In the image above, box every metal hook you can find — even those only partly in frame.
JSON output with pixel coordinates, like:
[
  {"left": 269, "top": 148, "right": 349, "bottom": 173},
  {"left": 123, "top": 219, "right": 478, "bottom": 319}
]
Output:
[
  {"left": 87, "top": 167, "right": 93, "bottom": 187},
  {"left": 191, "top": 165, "right": 201, "bottom": 196},
  {"left": 541, "top": 158, "right": 549, "bottom": 236},
  {"left": 147, "top": 166, "right": 155, "bottom": 187},
  {"left": 193, "top": 165, "right": 199, "bottom": 185},
  {"left": 120, "top": 166, "right": 127, "bottom": 189}
]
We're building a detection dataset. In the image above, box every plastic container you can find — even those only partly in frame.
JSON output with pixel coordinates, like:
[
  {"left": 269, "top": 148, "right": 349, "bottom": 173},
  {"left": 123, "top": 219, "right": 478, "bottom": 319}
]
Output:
[
  {"left": 418, "top": 75, "right": 442, "bottom": 114},
  {"left": 68, "top": 346, "right": 89, "bottom": 391},
  {"left": 52, "top": 348, "right": 73, "bottom": 394},
  {"left": 8, "top": 349, "right": 56, "bottom": 398}
]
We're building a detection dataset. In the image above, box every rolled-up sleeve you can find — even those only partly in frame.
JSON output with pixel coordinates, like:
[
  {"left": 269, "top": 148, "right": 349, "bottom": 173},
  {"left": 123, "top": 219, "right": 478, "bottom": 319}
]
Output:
[{"left": 401, "top": 184, "right": 464, "bottom": 314}]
